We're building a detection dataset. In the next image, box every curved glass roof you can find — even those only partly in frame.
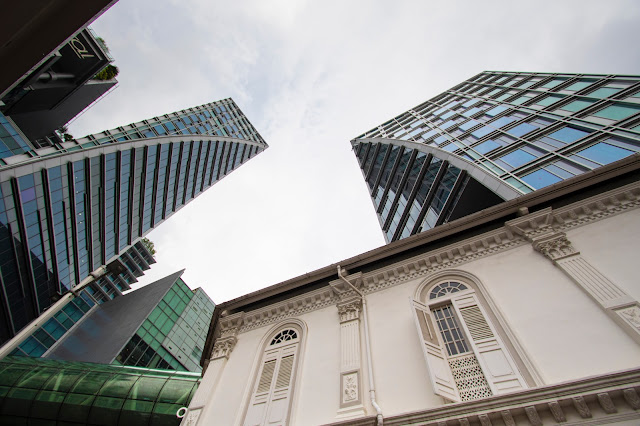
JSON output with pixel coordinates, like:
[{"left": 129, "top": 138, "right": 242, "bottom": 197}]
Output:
[{"left": 0, "top": 356, "right": 200, "bottom": 425}]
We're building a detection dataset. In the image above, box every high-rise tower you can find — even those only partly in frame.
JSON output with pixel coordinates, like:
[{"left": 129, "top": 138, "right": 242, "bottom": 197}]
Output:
[
  {"left": 0, "top": 98, "right": 266, "bottom": 344},
  {"left": 352, "top": 71, "right": 640, "bottom": 242}
]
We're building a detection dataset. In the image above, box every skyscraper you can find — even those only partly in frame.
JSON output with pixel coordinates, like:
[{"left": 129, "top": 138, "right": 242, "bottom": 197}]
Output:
[
  {"left": 45, "top": 270, "right": 215, "bottom": 372},
  {"left": 352, "top": 71, "right": 640, "bottom": 242},
  {"left": 0, "top": 98, "right": 266, "bottom": 344}
]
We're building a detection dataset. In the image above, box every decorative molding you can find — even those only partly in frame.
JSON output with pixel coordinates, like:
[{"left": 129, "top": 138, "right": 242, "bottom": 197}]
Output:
[
  {"left": 618, "top": 306, "right": 640, "bottom": 330},
  {"left": 598, "top": 392, "right": 617, "bottom": 414},
  {"left": 458, "top": 418, "right": 469, "bottom": 426},
  {"left": 623, "top": 388, "right": 640, "bottom": 409},
  {"left": 225, "top": 181, "right": 640, "bottom": 340},
  {"left": 531, "top": 233, "right": 578, "bottom": 261},
  {"left": 342, "top": 372, "right": 359, "bottom": 403},
  {"left": 524, "top": 406, "right": 542, "bottom": 426},
  {"left": 337, "top": 298, "right": 362, "bottom": 323},
  {"left": 478, "top": 414, "right": 492, "bottom": 426},
  {"left": 211, "top": 336, "right": 237, "bottom": 360},
  {"left": 378, "top": 368, "right": 640, "bottom": 426},
  {"left": 500, "top": 410, "right": 515, "bottom": 426},
  {"left": 572, "top": 396, "right": 592, "bottom": 418},
  {"left": 181, "top": 408, "right": 201, "bottom": 426},
  {"left": 548, "top": 401, "right": 566, "bottom": 422}
]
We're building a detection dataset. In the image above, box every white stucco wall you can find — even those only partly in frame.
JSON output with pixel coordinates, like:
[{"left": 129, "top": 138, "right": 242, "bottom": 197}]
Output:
[{"left": 193, "top": 207, "right": 640, "bottom": 425}]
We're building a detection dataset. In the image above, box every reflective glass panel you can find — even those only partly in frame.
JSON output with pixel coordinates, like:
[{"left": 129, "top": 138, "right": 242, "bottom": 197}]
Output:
[
  {"left": 577, "top": 142, "right": 633, "bottom": 165},
  {"left": 521, "top": 169, "right": 562, "bottom": 189},
  {"left": 592, "top": 104, "right": 640, "bottom": 121}
]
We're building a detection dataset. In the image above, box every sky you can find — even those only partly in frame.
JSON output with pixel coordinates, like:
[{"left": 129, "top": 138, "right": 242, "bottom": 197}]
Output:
[{"left": 69, "top": 0, "right": 640, "bottom": 304}]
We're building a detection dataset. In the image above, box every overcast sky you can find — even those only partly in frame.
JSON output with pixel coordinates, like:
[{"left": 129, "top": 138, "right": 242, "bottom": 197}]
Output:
[{"left": 70, "top": 0, "right": 640, "bottom": 304}]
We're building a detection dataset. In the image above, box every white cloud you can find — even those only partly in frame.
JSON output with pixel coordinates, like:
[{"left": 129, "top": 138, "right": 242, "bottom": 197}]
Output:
[{"left": 71, "top": 0, "right": 640, "bottom": 303}]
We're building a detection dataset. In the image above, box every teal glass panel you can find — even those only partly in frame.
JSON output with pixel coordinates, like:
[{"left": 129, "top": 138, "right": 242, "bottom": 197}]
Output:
[
  {"left": 565, "top": 80, "right": 596, "bottom": 92},
  {"left": 485, "top": 105, "right": 507, "bottom": 117},
  {"left": 157, "top": 379, "right": 195, "bottom": 405},
  {"left": 99, "top": 374, "right": 139, "bottom": 398},
  {"left": 587, "top": 87, "right": 620, "bottom": 98},
  {"left": 128, "top": 377, "right": 168, "bottom": 401},
  {"left": 31, "top": 390, "right": 66, "bottom": 420},
  {"left": 541, "top": 78, "right": 567, "bottom": 89},
  {"left": 559, "top": 99, "right": 596, "bottom": 112},
  {"left": 535, "top": 94, "right": 565, "bottom": 106},
  {"left": 592, "top": 104, "right": 640, "bottom": 121},
  {"left": 511, "top": 96, "right": 529, "bottom": 105},
  {"left": 59, "top": 393, "right": 95, "bottom": 423},
  {"left": 88, "top": 396, "right": 125, "bottom": 425},
  {"left": 118, "top": 399, "right": 154, "bottom": 425}
]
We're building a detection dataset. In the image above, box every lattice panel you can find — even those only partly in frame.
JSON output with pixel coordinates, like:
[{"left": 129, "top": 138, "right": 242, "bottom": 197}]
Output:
[{"left": 449, "top": 353, "right": 493, "bottom": 401}]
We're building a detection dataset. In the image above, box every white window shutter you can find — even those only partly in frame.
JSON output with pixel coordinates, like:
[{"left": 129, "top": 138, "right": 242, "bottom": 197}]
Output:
[
  {"left": 411, "top": 299, "right": 460, "bottom": 402},
  {"left": 451, "top": 293, "right": 527, "bottom": 394},
  {"left": 266, "top": 347, "right": 296, "bottom": 424},
  {"left": 245, "top": 344, "right": 298, "bottom": 426}
]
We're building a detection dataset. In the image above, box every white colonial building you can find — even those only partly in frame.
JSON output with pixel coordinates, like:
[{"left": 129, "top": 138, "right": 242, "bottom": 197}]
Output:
[{"left": 182, "top": 155, "right": 640, "bottom": 426}]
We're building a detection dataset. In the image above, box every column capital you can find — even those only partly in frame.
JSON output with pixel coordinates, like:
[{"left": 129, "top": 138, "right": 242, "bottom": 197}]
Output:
[
  {"left": 211, "top": 336, "right": 237, "bottom": 360},
  {"left": 337, "top": 297, "right": 362, "bottom": 323},
  {"left": 532, "top": 232, "right": 579, "bottom": 261}
]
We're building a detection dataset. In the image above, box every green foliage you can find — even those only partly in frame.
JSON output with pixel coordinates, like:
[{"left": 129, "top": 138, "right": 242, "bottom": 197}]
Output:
[
  {"left": 141, "top": 238, "right": 156, "bottom": 256},
  {"left": 93, "top": 64, "right": 119, "bottom": 81}
]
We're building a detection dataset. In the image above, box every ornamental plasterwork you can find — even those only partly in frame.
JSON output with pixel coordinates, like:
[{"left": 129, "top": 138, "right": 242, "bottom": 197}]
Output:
[
  {"left": 211, "top": 336, "right": 237, "bottom": 360},
  {"left": 342, "top": 372, "right": 358, "bottom": 403},
  {"left": 337, "top": 298, "right": 362, "bottom": 323},
  {"left": 531, "top": 233, "right": 579, "bottom": 261},
  {"left": 225, "top": 181, "right": 640, "bottom": 337},
  {"left": 617, "top": 306, "right": 640, "bottom": 330}
]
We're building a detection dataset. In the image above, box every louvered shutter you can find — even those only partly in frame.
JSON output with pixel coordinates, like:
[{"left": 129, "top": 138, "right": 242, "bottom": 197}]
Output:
[
  {"left": 411, "top": 299, "right": 460, "bottom": 402},
  {"left": 451, "top": 293, "right": 526, "bottom": 394},
  {"left": 266, "top": 346, "right": 296, "bottom": 425},
  {"left": 245, "top": 343, "right": 298, "bottom": 426},
  {"left": 245, "top": 350, "right": 279, "bottom": 426}
]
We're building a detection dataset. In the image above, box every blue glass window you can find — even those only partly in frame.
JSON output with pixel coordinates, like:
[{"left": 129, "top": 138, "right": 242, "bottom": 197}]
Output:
[
  {"left": 459, "top": 120, "right": 479, "bottom": 132},
  {"left": 548, "top": 126, "right": 589, "bottom": 144},
  {"left": 475, "top": 139, "right": 500, "bottom": 154},
  {"left": 507, "top": 123, "right": 538, "bottom": 137},
  {"left": 577, "top": 142, "right": 633, "bottom": 165},
  {"left": 434, "top": 135, "right": 448, "bottom": 145},
  {"left": 462, "top": 107, "right": 481, "bottom": 117},
  {"left": 491, "top": 116, "right": 516, "bottom": 129},
  {"left": 500, "top": 149, "right": 536, "bottom": 168},
  {"left": 471, "top": 126, "right": 493, "bottom": 139},
  {"left": 522, "top": 169, "right": 562, "bottom": 189},
  {"left": 462, "top": 98, "right": 481, "bottom": 108},
  {"left": 485, "top": 105, "right": 507, "bottom": 117}
]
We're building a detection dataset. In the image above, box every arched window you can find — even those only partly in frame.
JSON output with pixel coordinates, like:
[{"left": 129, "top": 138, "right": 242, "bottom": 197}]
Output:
[
  {"left": 412, "top": 273, "right": 529, "bottom": 402},
  {"left": 244, "top": 326, "right": 301, "bottom": 426}
]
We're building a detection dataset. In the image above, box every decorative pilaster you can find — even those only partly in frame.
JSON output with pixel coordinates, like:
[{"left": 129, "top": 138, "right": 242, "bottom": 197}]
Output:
[
  {"left": 181, "top": 315, "right": 242, "bottom": 426},
  {"left": 506, "top": 209, "right": 640, "bottom": 345},
  {"left": 335, "top": 296, "right": 366, "bottom": 419}
]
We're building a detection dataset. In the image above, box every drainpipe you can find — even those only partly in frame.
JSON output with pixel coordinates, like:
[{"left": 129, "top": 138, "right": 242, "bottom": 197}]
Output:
[{"left": 337, "top": 266, "right": 383, "bottom": 426}]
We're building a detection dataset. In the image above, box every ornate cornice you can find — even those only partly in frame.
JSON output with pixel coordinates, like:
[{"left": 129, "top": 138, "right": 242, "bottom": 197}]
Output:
[{"left": 225, "top": 181, "right": 640, "bottom": 339}]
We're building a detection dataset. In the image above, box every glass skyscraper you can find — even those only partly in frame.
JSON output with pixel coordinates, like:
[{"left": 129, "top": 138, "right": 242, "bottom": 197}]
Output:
[
  {"left": 0, "top": 98, "right": 266, "bottom": 344},
  {"left": 43, "top": 270, "right": 214, "bottom": 373},
  {"left": 352, "top": 71, "right": 640, "bottom": 242}
]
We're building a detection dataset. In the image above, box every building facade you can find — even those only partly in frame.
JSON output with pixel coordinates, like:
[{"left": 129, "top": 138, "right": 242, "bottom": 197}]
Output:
[
  {"left": 184, "top": 155, "right": 640, "bottom": 425},
  {"left": 6, "top": 239, "right": 155, "bottom": 356},
  {"left": 45, "top": 270, "right": 215, "bottom": 373},
  {"left": 0, "top": 98, "right": 266, "bottom": 344},
  {"left": 352, "top": 71, "right": 640, "bottom": 242}
]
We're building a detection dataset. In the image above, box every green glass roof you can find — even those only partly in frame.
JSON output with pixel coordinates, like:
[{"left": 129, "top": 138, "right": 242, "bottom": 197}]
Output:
[{"left": 0, "top": 356, "right": 200, "bottom": 425}]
